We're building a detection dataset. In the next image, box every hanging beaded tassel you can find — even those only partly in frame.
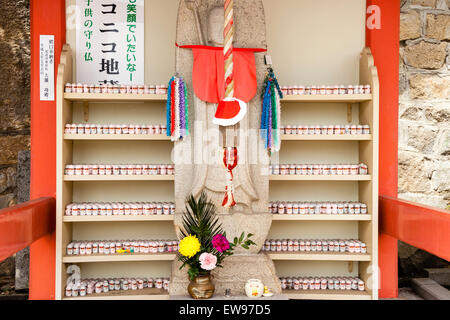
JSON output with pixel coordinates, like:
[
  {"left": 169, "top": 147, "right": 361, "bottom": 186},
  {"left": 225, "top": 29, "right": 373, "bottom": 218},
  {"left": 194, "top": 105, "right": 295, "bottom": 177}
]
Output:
[
  {"left": 166, "top": 75, "right": 189, "bottom": 142},
  {"left": 222, "top": 147, "right": 238, "bottom": 208},
  {"left": 261, "top": 67, "right": 283, "bottom": 153}
]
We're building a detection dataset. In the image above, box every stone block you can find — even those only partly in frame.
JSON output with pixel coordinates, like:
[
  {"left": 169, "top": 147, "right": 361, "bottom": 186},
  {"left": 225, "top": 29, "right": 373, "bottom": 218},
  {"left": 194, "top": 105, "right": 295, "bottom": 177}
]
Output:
[
  {"left": 398, "top": 122, "right": 410, "bottom": 149},
  {"left": 412, "top": 278, "right": 450, "bottom": 300},
  {"left": 0, "top": 257, "right": 14, "bottom": 277},
  {"left": 411, "top": 0, "right": 437, "bottom": 7},
  {"left": 17, "top": 150, "right": 30, "bottom": 203},
  {"left": 0, "top": 167, "right": 16, "bottom": 194},
  {"left": 426, "top": 14, "right": 450, "bottom": 40},
  {"left": 14, "top": 247, "right": 28, "bottom": 291},
  {"left": 400, "top": 11, "right": 421, "bottom": 41},
  {"left": 430, "top": 159, "right": 450, "bottom": 192},
  {"left": 424, "top": 105, "right": 450, "bottom": 123},
  {"left": 403, "top": 41, "right": 447, "bottom": 69},
  {"left": 409, "top": 74, "right": 450, "bottom": 100},
  {"left": 400, "top": 72, "right": 408, "bottom": 96},
  {"left": 399, "top": 192, "right": 448, "bottom": 208},
  {"left": 407, "top": 125, "right": 438, "bottom": 153},
  {"left": 398, "top": 152, "right": 432, "bottom": 193},
  {"left": 432, "top": 129, "right": 450, "bottom": 156},
  {"left": 0, "top": 135, "right": 30, "bottom": 165},
  {"left": 400, "top": 105, "right": 424, "bottom": 121},
  {"left": 0, "top": 193, "right": 15, "bottom": 209},
  {"left": 425, "top": 268, "right": 450, "bottom": 286}
]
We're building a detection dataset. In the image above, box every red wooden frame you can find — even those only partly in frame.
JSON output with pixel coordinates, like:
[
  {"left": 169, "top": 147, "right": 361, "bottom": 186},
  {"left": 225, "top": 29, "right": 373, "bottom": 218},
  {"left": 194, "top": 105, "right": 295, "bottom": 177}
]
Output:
[
  {"left": 30, "top": 0, "right": 65, "bottom": 300},
  {"left": 380, "top": 196, "right": 450, "bottom": 262},
  {"left": 366, "top": 0, "right": 400, "bottom": 299},
  {"left": 0, "top": 198, "right": 55, "bottom": 263},
  {"left": 27, "top": 0, "right": 401, "bottom": 299}
]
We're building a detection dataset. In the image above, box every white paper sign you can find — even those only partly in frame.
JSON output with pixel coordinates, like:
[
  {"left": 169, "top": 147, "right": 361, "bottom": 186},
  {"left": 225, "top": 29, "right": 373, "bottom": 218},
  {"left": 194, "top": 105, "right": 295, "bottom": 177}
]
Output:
[
  {"left": 40, "top": 35, "right": 55, "bottom": 101},
  {"left": 76, "top": 0, "right": 145, "bottom": 85}
]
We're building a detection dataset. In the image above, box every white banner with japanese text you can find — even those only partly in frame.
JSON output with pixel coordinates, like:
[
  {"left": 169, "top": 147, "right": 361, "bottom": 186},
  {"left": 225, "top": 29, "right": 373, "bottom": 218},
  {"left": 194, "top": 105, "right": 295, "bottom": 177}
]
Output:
[
  {"left": 40, "top": 35, "right": 55, "bottom": 101},
  {"left": 76, "top": 0, "right": 144, "bottom": 85}
]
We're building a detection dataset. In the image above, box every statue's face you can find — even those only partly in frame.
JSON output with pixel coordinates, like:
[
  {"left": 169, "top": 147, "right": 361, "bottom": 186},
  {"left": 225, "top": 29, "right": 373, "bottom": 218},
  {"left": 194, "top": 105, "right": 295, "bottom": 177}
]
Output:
[{"left": 207, "top": 6, "right": 224, "bottom": 46}]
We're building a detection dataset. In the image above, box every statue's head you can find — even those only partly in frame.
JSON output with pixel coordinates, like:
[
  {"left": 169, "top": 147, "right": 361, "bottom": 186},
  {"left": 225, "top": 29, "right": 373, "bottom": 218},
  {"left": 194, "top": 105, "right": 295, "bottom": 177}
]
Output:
[{"left": 207, "top": 6, "right": 224, "bottom": 47}]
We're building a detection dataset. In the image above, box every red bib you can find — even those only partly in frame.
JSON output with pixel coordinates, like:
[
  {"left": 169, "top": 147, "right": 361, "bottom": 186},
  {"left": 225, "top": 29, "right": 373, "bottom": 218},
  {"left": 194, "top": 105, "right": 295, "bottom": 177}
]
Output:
[{"left": 177, "top": 44, "right": 266, "bottom": 104}]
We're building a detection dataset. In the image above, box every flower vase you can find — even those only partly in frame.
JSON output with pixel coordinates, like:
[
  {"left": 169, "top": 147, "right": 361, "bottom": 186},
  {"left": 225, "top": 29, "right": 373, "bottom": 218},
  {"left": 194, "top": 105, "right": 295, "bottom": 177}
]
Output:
[{"left": 188, "top": 275, "right": 215, "bottom": 299}]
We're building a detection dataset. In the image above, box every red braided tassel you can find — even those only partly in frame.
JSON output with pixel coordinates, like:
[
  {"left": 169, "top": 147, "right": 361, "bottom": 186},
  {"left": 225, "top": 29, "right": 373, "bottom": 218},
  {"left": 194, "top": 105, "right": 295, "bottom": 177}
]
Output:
[{"left": 222, "top": 147, "right": 238, "bottom": 208}]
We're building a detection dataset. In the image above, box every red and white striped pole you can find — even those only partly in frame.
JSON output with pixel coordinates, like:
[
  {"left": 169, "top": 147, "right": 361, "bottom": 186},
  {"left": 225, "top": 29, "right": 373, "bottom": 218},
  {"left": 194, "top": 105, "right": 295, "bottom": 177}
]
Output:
[
  {"left": 213, "top": 0, "right": 247, "bottom": 127},
  {"left": 220, "top": 0, "right": 243, "bottom": 208}
]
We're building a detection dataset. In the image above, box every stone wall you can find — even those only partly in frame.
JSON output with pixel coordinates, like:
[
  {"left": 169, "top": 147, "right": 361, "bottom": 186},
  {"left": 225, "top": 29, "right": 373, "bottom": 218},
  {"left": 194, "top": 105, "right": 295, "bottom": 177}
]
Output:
[
  {"left": 399, "top": 0, "right": 449, "bottom": 285},
  {"left": 0, "top": 0, "right": 30, "bottom": 295},
  {"left": 399, "top": 0, "right": 450, "bottom": 209}
]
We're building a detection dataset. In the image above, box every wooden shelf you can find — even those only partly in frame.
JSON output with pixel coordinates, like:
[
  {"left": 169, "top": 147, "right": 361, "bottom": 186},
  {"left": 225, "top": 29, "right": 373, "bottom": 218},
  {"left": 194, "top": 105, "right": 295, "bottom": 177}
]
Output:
[
  {"left": 64, "top": 92, "right": 167, "bottom": 102},
  {"left": 281, "top": 134, "right": 372, "bottom": 141},
  {"left": 63, "top": 253, "right": 176, "bottom": 263},
  {"left": 64, "top": 134, "right": 170, "bottom": 141},
  {"left": 63, "top": 215, "right": 175, "bottom": 223},
  {"left": 64, "top": 175, "right": 174, "bottom": 181},
  {"left": 269, "top": 175, "right": 372, "bottom": 181},
  {"left": 63, "top": 288, "right": 169, "bottom": 300},
  {"left": 281, "top": 94, "right": 372, "bottom": 103},
  {"left": 267, "top": 252, "right": 371, "bottom": 261},
  {"left": 283, "top": 289, "right": 371, "bottom": 300},
  {"left": 271, "top": 214, "right": 372, "bottom": 221}
]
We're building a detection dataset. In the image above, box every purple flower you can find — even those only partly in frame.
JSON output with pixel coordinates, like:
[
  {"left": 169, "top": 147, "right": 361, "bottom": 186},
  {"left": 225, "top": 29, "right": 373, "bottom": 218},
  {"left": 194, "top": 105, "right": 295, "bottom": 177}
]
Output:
[{"left": 212, "top": 234, "right": 230, "bottom": 253}]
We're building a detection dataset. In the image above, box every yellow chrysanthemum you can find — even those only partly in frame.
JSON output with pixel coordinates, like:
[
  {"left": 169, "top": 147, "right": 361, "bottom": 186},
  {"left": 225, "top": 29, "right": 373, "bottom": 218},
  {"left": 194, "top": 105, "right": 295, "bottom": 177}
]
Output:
[{"left": 179, "top": 235, "right": 201, "bottom": 258}]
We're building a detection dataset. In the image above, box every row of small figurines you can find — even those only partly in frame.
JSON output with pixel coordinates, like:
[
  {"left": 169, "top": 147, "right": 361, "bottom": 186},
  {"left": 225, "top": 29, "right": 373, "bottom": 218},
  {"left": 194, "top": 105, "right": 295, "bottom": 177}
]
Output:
[
  {"left": 263, "top": 239, "right": 367, "bottom": 254},
  {"left": 281, "top": 85, "right": 371, "bottom": 95},
  {"left": 65, "top": 83, "right": 168, "bottom": 95},
  {"left": 65, "top": 277, "right": 170, "bottom": 297},
  {"left": 66, "top": 240, "right": 179, "bottom": 256},
  {"left": 269, "top": 201, "right": 368, "bottom": 215},
  {"left": 64, "top": 164, "right": 174, "bottom": 176},
  {"left": 65, "top": 123, "right": 167, "bottom": 135},
  {"left": 280, "top": 277, "right": 366, "bottom": 292},
  {"left": 270, "top": 163, "right": 369, "bottom": 176},
  {"left": 65, "top": 202, "right": 175, "bottom": 217},
  {"left": 281, "top": 125, "right": 370, "bottom": 135}
]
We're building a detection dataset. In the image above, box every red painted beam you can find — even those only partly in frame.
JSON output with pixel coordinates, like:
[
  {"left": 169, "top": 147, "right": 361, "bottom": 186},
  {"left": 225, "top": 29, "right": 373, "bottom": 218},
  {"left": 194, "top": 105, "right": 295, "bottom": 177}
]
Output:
[
  {"left": 380, "top": 196, "right": 450, "bottom": 262},
  {"left": 0, "top": 198, "right": 55, "bottom": 263},
  {"left": 366, "top": 0, "right": 400, "bottom": 298},
  {"left": 30, "top": 0, "right": 66, "bottom": 300}
]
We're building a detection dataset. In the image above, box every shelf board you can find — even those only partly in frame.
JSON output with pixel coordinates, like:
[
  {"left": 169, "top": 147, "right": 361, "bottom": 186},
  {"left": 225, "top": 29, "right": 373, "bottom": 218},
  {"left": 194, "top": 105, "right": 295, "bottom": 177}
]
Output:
[
  {"left": 63, "top": 215, "right": 175, "bottom": 223},
  {"left": 281, "top": 134, "right": 372, "bottom": 141},
  {"left": 271, "top": 214, "right": 372, "bottom": 221},
  {"left": 64, "top": 92, "right": 167, "bottom": 102},
  {"left": 269, "top": 175, "right": 372, "bottom": 181},
  {"left": 281, "top": 94, "right": 372, "bottom": 103},
  {"left": 63, "top": 288, "right": 169, "bottom": 300},
  {"left": 63, "top": 253, "right": 176, "bottom": 263},
  {"left": 64, "top": 175, "right": 174, "bottom": 181},
  {"left": 267, "top": 252, "right": 371, "bottom": 261},
  {"left": 64, "top": 134, "right": 170, "bottom": 141},
  {"left": 283, "top": 289, "right": 371, "bottom": 300}
]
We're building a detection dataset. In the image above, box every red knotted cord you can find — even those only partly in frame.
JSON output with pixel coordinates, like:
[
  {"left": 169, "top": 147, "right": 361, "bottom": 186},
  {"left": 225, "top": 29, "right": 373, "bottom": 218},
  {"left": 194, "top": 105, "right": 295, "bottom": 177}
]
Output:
[{"left": 222, "top": 147, "right": 238, "bottom": 208}]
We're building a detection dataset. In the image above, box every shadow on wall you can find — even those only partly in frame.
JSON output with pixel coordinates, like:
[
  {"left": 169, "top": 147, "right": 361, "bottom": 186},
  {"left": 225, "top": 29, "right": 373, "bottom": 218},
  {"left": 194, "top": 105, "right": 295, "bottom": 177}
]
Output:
[{"left": 398, "top": 241, "right": 450, "bottom": 287}]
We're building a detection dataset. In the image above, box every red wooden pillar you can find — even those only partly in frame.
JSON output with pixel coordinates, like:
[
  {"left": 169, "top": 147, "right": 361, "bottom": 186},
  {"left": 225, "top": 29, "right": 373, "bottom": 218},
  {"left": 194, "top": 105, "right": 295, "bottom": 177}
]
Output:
[
  {"left": 366, "top": 0, "right": 400, "bottom": 298},
  {"left": 30, "top": 0, "right": 66, "bottom": 300}
]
